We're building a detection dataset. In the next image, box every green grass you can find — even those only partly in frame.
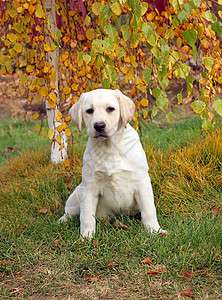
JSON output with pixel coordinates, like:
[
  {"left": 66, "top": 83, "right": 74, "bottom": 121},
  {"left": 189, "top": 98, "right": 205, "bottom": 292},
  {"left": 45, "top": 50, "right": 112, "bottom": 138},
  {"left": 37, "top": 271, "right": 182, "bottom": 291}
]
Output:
[{"left": 0, "top": 114, "right": 222, "bottom": 299}]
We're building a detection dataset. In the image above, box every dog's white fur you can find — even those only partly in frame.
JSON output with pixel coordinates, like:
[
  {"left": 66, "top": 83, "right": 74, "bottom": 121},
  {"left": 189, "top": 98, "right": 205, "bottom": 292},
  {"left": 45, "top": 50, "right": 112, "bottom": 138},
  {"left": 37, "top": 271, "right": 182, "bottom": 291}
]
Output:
[{"left": 58, "top": 89, "right": 166, "bottom": 237}]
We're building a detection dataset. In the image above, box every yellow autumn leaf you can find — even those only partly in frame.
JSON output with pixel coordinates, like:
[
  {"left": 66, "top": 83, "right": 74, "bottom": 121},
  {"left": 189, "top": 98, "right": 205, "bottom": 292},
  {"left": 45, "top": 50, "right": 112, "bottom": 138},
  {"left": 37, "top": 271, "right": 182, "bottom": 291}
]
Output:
[
  {"left": 44, "top": 43, "right": 51, "bottom": 52},
  {"left": 9, "top": 9, "right": 17, "bottom": 18},
  {"left": 49, "top": 72, "right": 57, "bottom": 83},
  {"left": 86, "top": 28, "right": 95, "bottom": 40},
  {"left": 140, "top": 98, "right": 149, "bottom": 108},
  {"left": 14, "top": 43, "right": 22, "bottom": 53},
  {"left": 92, "top": 2, "right": 102, "bottom": 15},
  {"left": 35, "top": 8, "right": 44, "bottom": 18},
  {"left": 40, "top": 87, "right": 48, "bottom": 97},
  {"left": 42, "top": 129, "right": 47, "bottom": 138},
  {"left": 49, "top": 91, "right": 57, "bottom": 102},
  {"left": 36, "top": 123, "right": 41, "bottom": 131},
  {"left": 63, "top": 86, "right": 71, "bottom": 95},
  {"left": 64, "top": 116, "right": 71, "bottom": 123},
  {"left": 65, "top": 128, "right": 72, "bottom": 137},
  {"left": 121, "top": 67, "right": 129, "bottom": 74},
  {"left": 64, "top": 159, "right": 70, "bottom": 168},
  {"left": 57, "top": 123, "right": 66, "bottom": 133},
  {"left": 7, "top": 33, "right": 17, "bottom": 42},
  {"left": 48, "top": 128, "right": 55, "bottom": 140},
  {"left": 33, "top": 112, "right": 39, "bottom": 120},
  {"left": 57, "top": 111, "right": 63, "bottom": 118},
  {"left": 48, "top": 99, "right": 56, "bottom": 109},
  {"left": 111, "top": 2, "right": 122, "bottom": 16},
  {"left": 28, "top": 5, "right": 35, "bottom": 15},
  {"left": 26, "top": 65, "right": 35, "bottom": 73},
  {"left": 56, "top": 135, "right": 62, "bottom": 145}
]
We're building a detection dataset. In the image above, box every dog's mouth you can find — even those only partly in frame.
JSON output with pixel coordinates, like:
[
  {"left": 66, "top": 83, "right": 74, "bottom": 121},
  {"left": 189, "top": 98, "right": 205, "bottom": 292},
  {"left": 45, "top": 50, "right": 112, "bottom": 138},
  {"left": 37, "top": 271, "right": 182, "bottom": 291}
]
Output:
[{"left": 94, "top": 133, "right": 108, "bottom": 139}]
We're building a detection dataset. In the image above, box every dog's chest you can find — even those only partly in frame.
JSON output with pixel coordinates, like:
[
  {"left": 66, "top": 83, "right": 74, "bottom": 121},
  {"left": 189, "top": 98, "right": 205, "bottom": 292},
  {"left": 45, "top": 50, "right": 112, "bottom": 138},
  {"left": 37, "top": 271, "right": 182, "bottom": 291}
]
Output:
[{"left": 95, "top": 171, "right": 137, "bottom": 213}]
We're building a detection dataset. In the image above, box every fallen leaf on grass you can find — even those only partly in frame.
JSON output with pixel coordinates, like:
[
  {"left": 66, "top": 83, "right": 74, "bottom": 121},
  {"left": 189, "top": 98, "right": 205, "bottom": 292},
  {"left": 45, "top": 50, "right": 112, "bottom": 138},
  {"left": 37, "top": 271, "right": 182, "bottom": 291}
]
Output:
[
  {"left": 39, "top": 208, "right": 48, "bottom": 214},
  {"left": 15, "top": 273, "right": 22, "bottom": 278},
  {"left": 93, "top": 239, "right": 99, "bottom": 246},
  {"left": 212, "top": 205, "right": 220, "bottom": 218},
  {"left": 17, "top": 224, "right": 27, "bottom": 231},
  {"left": 2, "top": 145, "right": 21, "bottom": 156},
  {"left": 142, "top": 257, "right": 151, "bottom": 265},
  {"left": 182, "top": 269, "right": 193, "bottom": 278},
  {"left": 183, "top": 288, "right": 195, "bottom": 298},
  {"left": 113, "top": 219, "right": 128, "bottom": 229},
  {"left": 107, "top": 264, "right": 113, "bottom": 270},
  {"left": 147, "top": 269, "right": 159, "bottom": 275},
  {"left": 54, "top": 239, "right": 61, "bottom": 247},
  {"left": 84, "top": 275, "right": 99, "bottom": 282}
]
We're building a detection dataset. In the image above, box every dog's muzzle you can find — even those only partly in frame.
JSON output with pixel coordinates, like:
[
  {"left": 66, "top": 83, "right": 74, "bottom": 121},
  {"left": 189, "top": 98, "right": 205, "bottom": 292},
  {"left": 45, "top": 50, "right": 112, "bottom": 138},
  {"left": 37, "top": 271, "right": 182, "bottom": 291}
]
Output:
[
  {"left": 94, "top": 122, "right": 106, "bottom": 133},
  {"left": 93, "top": 122, "right": 107, "bottom": 138}
]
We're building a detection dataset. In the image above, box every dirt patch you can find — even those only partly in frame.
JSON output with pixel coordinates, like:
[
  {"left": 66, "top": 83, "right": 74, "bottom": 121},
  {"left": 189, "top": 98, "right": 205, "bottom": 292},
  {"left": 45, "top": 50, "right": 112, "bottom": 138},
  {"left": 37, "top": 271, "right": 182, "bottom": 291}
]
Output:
[{"left": 0, "top": 71, "right": 200, "bottom": 121}]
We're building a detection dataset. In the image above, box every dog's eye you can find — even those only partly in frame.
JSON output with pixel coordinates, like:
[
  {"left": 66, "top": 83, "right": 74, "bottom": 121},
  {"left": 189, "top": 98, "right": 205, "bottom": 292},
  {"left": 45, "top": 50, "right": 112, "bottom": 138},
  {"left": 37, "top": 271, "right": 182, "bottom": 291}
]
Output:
[
  {"left": 107, "top": 107, "right": 115, "bottom": 113},
  {"left": 86, "top": 108, "right": 94, "bottom": 114}
]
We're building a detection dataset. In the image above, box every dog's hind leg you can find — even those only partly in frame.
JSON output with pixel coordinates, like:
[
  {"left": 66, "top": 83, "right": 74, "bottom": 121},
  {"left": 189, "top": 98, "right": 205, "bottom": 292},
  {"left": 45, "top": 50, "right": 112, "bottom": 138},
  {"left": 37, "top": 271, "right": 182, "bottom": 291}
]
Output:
[{"left": 58, "top": 184, "right": 83, "bottom": 223}]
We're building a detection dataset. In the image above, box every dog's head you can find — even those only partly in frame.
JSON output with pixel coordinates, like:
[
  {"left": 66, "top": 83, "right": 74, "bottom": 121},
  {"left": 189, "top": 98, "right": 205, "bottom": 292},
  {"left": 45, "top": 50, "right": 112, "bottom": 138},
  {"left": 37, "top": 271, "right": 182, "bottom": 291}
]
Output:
[{"left": 69, "top": 89, "right": 135, "bottom": 139}]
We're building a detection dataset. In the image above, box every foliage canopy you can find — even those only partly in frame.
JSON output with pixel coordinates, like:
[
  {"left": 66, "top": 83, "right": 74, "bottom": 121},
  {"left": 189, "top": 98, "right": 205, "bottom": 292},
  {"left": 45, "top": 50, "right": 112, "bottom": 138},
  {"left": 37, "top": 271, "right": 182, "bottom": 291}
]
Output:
[{"left": 1, "top": 0, "right": 222, "bottom": 142}]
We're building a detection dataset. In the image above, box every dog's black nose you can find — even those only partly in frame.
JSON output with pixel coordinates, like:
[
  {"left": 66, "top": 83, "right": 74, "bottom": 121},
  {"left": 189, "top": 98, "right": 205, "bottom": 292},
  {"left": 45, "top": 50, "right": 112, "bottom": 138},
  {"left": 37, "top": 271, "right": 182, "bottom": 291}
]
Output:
[{"left": 94, "top": 122, "right": 106, "bottom": 132}]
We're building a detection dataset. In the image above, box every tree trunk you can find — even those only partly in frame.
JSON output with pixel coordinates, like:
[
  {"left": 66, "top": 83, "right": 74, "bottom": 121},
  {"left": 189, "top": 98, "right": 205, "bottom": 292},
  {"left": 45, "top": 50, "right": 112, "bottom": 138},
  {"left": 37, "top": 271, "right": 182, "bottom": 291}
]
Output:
[{"left": 44, "top": 0, "right": 67, "bottom": 163}]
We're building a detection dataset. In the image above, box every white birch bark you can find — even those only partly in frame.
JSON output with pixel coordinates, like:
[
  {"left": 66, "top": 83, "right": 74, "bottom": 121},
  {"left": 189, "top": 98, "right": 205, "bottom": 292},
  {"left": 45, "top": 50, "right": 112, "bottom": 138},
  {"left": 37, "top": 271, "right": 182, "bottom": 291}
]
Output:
[{"left": 44, "top": 0, "right": 67, "bottom": 163}]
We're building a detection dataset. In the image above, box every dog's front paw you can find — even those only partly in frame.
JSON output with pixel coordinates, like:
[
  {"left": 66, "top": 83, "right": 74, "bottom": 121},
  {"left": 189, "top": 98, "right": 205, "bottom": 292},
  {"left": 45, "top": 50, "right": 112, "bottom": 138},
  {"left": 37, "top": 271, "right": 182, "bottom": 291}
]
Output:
[
  {"left": 57, "top": 214, "right": 68, "bottom": 224},
  {"left": 158, "top": 228, "right": 168, "bottom": 235}
]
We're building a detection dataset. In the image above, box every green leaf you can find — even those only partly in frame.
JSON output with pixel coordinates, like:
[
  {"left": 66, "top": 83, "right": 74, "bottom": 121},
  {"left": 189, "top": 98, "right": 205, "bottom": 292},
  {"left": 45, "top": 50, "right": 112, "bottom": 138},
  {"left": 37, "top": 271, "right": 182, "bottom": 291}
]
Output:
[
  {"left": 147, "top": 34, "right": 157, "bottom": 46},
  {"left": 21, "top": 74, "right": 28, "bottom": 85},
  {"left": 211, "top": 21, "right": 222, "bottom": 36},
  {"left": 161, "top": 45, "right": 170, "bottom": 57},
  {"left": 182, "top": 29, "right": 197, "bottom": 47},
  {"left": 212, "top": 99, "right": 222, "bottom": 116},
  {"left": 166, "top": 111, "right": 173, "bottom": 124},
  {"left": 56, "top": 29, "right": 62, "bottom": 40},
  {"left": 191, "top": 100, "right": 206, "bottom": 113},
  {"left": 117, "top": 47, "right": 126, "bottom": 59},
  {"left": 177, "top": 92, "right": 183, "bottom": 104},
  {"left": 172, "top": 0, "right": 180, "bottom": 11},
  {"left": 172, "top": 16, "right": 180, "bottom": 28},
  {"left": 183, "top": 3, "right": 191, "bottom": 14},
  {"left": 143, "top": 68, "right": 152, "bottom": 85},
  {"left": 105, "top": 24, "right": 117, "bottom": 39},
  {"left": 83, "top": 54, "right": 91, "bottom": 64},
  {"left": 178, "top": 12, "right": 187, "bottom": 23},
  {"left": 129, "top": 32, "right": 141, "bottom": 48},
  {"left": 202, "top": 57, "right": 214, "bottom": 72},
  {"left": 155, "top": 57, "right": 163, "bottom": 66},
  {"left": 152, "top": 88, "right": 162, "bottom": 99},
  {"left": 102, "top": 78, "right": 110, "bottom": 89},
  {"left": 142, "top": 24, "right": 152, "bottom": 38},
  {"left": 156, "top": 95, "right": 168, "bottom": 110},
  {"left": 151, "top": 106, "right": 158, "bottom": 119},
  {"left": 202, "top": 120, "right": 213, "bottom": 132},
  {"left": 160, "top": 78, "right": 169, "bottom": 90},
  {"left": 205, "top": 10, "right": 217, "bottom": 23},
  {"left": 84, "top": 15, "right": 91, "bottom": 27}
]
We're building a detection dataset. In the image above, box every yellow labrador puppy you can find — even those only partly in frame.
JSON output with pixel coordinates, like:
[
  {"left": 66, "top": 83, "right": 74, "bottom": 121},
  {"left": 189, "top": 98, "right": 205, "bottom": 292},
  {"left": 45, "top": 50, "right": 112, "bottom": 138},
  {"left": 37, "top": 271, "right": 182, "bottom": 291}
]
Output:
[{"left": 58, "top": 89, "right": 166, "bottom": 237}]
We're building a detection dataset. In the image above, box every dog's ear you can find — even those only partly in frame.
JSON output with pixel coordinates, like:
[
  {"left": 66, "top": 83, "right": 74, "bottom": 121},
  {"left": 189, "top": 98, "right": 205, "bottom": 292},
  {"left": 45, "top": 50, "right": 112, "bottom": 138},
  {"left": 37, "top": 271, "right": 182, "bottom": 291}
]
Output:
[
  {"left": 115, "top": 89, "right": 135, "bottom": 127},
  {"left": 69, "top": 93, "right": 87, "bottom": 132}
]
